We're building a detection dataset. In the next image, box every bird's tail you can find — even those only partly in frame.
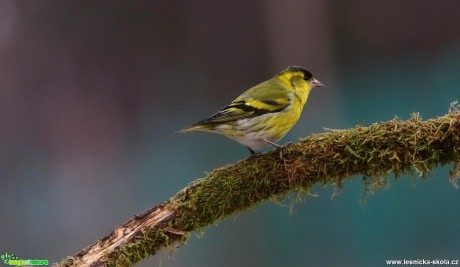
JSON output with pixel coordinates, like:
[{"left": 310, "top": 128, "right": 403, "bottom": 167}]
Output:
[{"left": 173, "top": 125, "right": 209, "bottom": 135}]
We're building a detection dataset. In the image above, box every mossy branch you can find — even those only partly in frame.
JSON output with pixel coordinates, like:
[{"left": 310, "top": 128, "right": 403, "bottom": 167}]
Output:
[{"left": 57, "top": 109, "right": 460, "bottom": 267}]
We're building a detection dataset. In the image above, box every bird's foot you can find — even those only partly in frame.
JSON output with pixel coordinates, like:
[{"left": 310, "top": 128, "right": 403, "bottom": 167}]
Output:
[
  {"left": 263, "top": 139, "right": 292, "bottom": 159},
  {"left": 276, "top": 141, "right": 292, "bottom": 159},
  {"left": 246, "top": 147, "right": 261, "bottom": 159}
]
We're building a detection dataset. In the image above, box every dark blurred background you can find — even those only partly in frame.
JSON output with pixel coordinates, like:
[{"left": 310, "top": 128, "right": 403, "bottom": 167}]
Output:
[{"left": 1, "top": 1, "right": 459, "bottom": 266}]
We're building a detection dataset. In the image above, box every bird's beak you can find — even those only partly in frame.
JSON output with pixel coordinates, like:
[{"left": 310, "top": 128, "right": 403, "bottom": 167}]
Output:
[{"left": 310, "top": 78, "right": 325, "bottom": 88}]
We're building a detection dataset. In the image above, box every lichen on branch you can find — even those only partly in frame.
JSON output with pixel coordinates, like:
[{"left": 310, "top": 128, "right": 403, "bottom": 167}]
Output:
[{"left": 58, "top": 108, "right": 460, "bottom": 267}]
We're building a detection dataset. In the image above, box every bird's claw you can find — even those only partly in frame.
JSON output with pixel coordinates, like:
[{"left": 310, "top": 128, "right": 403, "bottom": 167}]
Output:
[{"left": 277, "top": 141, "right": 292, "bottom": 159}]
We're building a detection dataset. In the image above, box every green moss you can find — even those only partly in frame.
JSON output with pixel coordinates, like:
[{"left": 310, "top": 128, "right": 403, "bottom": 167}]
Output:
[
  {"left": 58, "top": 109, "right": 460, "bottom": 267},
  {"left": 167, "top": 111, "right": 460, "bottom": 233}
]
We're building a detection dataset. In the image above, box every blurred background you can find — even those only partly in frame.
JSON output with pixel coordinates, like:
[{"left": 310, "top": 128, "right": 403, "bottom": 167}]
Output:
[{"left": 1, "top": 1, "right": 459, "bottom": 266}]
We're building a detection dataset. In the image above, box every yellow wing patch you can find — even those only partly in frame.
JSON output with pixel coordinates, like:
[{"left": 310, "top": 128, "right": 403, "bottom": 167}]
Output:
[{"left": 193, "top": 98, "right": 289, "bottom": 125}]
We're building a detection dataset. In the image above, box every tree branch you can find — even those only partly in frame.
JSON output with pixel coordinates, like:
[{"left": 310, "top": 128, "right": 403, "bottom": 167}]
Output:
[{"left": 57, "top": 110, "right": 460, "bottom": 267}]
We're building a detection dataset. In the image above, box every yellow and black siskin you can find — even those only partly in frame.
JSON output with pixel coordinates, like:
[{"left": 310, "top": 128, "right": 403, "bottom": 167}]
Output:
[{"left": 177, "top": 66, "right": 324, "bottom": 156}]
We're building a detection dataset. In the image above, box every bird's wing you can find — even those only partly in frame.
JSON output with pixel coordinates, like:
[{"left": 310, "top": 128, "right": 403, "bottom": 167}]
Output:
[{"left": 194, "top": 81, "right": 291, "bottom": 125}]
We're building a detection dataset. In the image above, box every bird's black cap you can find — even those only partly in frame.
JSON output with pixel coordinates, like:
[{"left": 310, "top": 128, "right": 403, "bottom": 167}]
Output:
[{"left": 286, "top": 66, "right": 313, "bottom": 80}]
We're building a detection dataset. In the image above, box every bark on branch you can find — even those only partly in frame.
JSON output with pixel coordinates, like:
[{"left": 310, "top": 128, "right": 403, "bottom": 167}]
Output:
[{"left": 57, "top": 110, "right": 460, "bottom": 267}]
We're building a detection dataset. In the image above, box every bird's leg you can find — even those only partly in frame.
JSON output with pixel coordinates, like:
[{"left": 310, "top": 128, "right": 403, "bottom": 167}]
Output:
[
  {"left": 263, "top": 139, "right": 292, "bottom": 159},
  {"left": 246, "top": 147, "right": 261, "bottom": 159},
  {"left": 247, "top": 147, "right": 257, "bottom": 155}
]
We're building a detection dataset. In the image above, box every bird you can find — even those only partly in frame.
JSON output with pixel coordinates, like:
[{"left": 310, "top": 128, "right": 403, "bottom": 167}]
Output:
[{"left": 176, "top": 66, "right": 324, "bottom": 157}]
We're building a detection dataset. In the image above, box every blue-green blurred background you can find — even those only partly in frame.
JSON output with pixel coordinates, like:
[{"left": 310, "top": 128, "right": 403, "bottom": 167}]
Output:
[{"left": 1, "top": 1, "right": 459, "bottom": 266}]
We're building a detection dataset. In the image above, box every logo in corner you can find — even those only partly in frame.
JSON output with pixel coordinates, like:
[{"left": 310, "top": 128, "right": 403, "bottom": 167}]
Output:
[{"left": 0, "top": 253, "right": 48, "bottom": 266}]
